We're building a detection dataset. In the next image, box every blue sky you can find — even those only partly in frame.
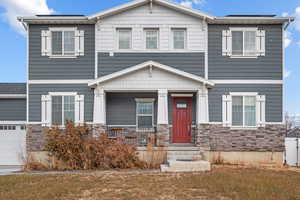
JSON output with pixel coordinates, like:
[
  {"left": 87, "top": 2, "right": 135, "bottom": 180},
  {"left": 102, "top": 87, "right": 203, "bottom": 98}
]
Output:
[{"left": 0, "top": 0, "right": 299, "bottom": 115}]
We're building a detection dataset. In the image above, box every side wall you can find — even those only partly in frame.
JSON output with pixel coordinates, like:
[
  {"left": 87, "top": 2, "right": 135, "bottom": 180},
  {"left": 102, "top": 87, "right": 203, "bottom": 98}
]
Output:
[
  {"left": 29, "top": 24, "right": 95, "bottom": 80},
  {"left": 28, "top": 84, "right": 94, "bottom": 122},
  {"left": 208, "top": 24, "right": 283, "bottom": 80},
  {"left": 208, "top": 84, "right": 283, "bottom": 122}
]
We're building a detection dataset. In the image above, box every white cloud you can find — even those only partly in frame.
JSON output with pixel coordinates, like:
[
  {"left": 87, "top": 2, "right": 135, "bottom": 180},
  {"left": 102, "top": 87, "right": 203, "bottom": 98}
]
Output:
[
  {"left": 284, "top": 31, "right": 292, "bottom": 48},
  {"left": 284, "top": 69, "right": 291, "bottom": 79},
  {"left": 282, "top": 12, "right": 289, "bottom": 17},
  {"left": 0, "top": 0, "right": 54, "bottom": 35},
  {"left": 295, "top": 7, "right": 300, "bottom": 31},
  {"left": 179, "top": 0, "right": 205, "bottom": 8}
]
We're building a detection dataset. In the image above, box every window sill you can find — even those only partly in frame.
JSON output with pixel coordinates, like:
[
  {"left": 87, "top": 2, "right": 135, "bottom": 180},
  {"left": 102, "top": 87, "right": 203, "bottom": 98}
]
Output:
[
  {"left": 229, "top": 56, "right": 258, "bottom": 59},
  {"left": 49, "top": 56, "right": 78, "bottom": 59}
]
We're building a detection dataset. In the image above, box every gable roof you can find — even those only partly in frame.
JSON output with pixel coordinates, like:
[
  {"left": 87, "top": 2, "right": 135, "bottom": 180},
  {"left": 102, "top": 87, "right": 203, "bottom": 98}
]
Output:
[
  {"left": 88, "top": 60, "right": 215, "bottom": 87},
  {"left": 88, "top": 0, "right": 215, "bottom": 20}
]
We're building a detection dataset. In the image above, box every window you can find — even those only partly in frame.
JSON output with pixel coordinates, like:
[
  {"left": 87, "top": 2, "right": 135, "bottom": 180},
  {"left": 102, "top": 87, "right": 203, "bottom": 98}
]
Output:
[
  {"left": 118, "top": 28, "right": 132, "bottom": 49},
  {"left": 232, "top": 95, "right": 256, "bottom": 127},
  {"left": 145, "top": 29, "right": 159, "bottom": 49},
  {"left": 51, "top": 30, "right": 75, "bottom": 56},
  {"left": 136, "top": 99, "right": 154, "bottom": 131},
  {"left": 52, "top": 95, "right": 75, "bottom": 126},
  {"left": 231, "top": 29, "right": 256, "bottom": 56},
  {"left": 172, "top": 29, "right": 186, "bottom": 49}
]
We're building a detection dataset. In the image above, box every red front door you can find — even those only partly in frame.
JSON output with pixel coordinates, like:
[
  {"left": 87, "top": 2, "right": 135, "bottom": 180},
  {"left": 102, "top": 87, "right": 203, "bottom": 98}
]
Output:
[{"left": 172, "top": 97, "right": 192, "bottom": 143}]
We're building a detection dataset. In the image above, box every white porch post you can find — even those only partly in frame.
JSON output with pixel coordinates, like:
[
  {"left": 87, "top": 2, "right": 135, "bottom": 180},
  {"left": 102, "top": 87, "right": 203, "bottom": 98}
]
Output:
[
  {"left": 93, "top": 87, "right": 106, "bottom": 124},
  {"left": 157, "top": 89, "right": 168, "bottom": 125},
  {"left": 196, "top": 85, "right": 209, "bottom": 124}
]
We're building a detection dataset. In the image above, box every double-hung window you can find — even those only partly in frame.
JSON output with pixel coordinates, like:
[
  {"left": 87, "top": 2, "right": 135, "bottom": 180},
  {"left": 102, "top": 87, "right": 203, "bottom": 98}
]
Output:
[
  {"left": 231, "top": 29, "right": 256, "bottom": 56},
  {"left": 118, "top": 28, "right": 132, "bottom": 50},
  {"left": 145, "top": 29, "right": 159, "bottom": 49},
  {"left": 135, "top": 99, "right": 155, "bottom": 131},
  {"left": 172, "top": 28, "right": 186, "bottom": 49},
  {"left": 52, "top": 95, "right": 75, "bottom": 126},
  {"left": 232, "top": 95, "right": 256, "bottom": 127},
  {"left": 51, "top": 30, "right": 75, "bottom": 56}
]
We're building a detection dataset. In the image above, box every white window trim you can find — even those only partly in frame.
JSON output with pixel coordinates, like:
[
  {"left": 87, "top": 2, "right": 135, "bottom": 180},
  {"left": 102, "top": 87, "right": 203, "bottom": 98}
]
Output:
[
  {"left": 116, "top": 28, "right": 132, "bottom": 50},
  {"left": 230, "top": 92, "right": 258, "bottom": 129},
  {"left": 135, "top": 98, "right": 155, "bottom": 132},
  {"left": 170, "top": 28, "right": 187, "bottom": 50},
  {"left": 49, "top": 92, "right": 77, "bottom": 127},
  {"left": 229, "top": 27, "right": 258, "bottom": 58},
  {"left": 49, "top": 27, "right": 78, "bottom": 58},
  {"left": 144, "top": 28, "right": 159, "bottom": 50}
]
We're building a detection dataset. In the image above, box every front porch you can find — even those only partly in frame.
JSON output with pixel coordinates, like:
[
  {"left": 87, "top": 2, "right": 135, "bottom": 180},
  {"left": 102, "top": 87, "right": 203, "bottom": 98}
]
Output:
[{"left": 90, "top": 61, "right": 214, "bottom": 147}]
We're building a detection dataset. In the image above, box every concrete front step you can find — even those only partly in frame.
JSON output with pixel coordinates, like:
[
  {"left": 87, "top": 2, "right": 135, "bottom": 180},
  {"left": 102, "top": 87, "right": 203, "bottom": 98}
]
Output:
[
  {"left": 167, "top": 155, "right": 203, "bottom": 161},
  {"left": 161, "top": 160, "right": 211, "bottom": 172}
]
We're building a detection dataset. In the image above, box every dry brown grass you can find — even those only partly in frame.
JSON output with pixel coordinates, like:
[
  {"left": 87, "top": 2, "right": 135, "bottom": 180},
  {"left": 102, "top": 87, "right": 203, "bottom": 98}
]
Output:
[{"left": 1, "top": 167, "right": 300, "bottom": 200}]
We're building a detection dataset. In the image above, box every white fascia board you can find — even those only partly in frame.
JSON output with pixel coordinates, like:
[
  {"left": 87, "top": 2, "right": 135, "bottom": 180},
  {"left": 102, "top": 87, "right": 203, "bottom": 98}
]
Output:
[
  {"left": 211, "top": 80, "right": 283, "bottom": 84},
  {"left": 88, "top": 0, "right": 215, "bottom": 20},
  {"left": 0, "top": 94, "right": 26, "bottom": 99},
  {"left": 88, "top": 60, "right": 215, "bottom": 87},
  {"left": 209, "top": 17, "right": 295, "bottom": 24},
  {"left": 0, "top": 121, "right": 26, "bottom": 125},
  {"left": 28, "top": 80, "right": 92, "bottom": 84}
]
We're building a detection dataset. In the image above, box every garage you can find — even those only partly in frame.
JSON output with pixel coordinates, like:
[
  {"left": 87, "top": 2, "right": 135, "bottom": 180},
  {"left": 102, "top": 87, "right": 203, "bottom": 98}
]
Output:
[{"left": 0, "top": 124, "right": 26, "bottom": 166}]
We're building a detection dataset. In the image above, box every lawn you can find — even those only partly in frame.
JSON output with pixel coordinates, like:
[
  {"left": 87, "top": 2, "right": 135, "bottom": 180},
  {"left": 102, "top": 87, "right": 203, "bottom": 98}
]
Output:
[{"left": 1, "top": 167, "right": 300, "bottom": 200}]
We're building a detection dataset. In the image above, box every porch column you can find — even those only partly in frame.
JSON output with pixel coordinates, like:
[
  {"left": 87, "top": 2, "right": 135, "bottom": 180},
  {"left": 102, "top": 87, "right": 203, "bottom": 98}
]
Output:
[
  {"left": 93, "top": 87, "right": 106, "bottom": 136},
  {"left": 196, "top": 85, "right": 210, "bottom": 151},
  {"left": 157, "top": 89, "right": 169, "bottom": 146},
  {"left": 196, "top": 85, "right": 209, "bottom": 124}
]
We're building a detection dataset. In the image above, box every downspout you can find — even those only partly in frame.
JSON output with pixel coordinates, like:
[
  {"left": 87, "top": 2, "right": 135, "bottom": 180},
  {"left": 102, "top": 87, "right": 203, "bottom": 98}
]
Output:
[
  {"left": 19, "top": 18, "right": 28, "bottom": 31},
  {"left": 284, "top": 18, "right": 292, "bottom": 30},
  {"left": 150, "top": 0, "right": 153, "bottom": 14}
]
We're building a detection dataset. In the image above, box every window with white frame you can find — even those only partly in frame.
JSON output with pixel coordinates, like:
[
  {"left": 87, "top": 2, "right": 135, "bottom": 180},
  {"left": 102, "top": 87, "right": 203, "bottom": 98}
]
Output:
[
  {"left": 222, "top": 93, "right": 266, "bottom": 128},
  {"left": 135, "top": 99, "right": 154, "bottom": 131},
  {"left": 172, "top": 28, "right": 186, "bottom": 49},
  {"left": 222, "top": 28, "right": 265, "bottom": 57},
  {"left": 51, "top": 30, "right": 75, "bottom": 56},
  {"left": 118, "top": 28, "right": 132, "bottom": 50},
  {"left": 145, "top": 29, "right": 159, "bottom": 49},
  {"left": 232, "top": 95, "right": 256, "bottom": 127},
  {"left": 52, "top": 95, "right": 75, "bottom": 126},
  {"left": 41, "top": 28, "right": 84, "bottom": 57}
]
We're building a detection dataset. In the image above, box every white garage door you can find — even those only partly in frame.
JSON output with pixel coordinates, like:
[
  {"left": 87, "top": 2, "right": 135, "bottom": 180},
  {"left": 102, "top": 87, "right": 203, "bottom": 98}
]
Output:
[{"left": 0, "top": 125, "right": 26, "bottom": 166}]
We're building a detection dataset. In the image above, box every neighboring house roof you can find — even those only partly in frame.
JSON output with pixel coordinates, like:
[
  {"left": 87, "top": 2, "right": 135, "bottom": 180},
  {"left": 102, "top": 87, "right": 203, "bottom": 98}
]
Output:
[
  {"left": 287, "top": 127, "right": 300, "bottom": 138},
  {"left": 0, "top": 83, "right": 26, "bottom": 99},
  {"left": 88, "top": 60, "right": 215, "bottom": 87}
]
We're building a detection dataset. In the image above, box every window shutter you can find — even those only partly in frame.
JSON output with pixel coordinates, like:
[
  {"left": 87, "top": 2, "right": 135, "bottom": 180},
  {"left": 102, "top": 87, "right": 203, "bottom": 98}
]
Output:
[
  {"left": 75, "top": 30, "right": 84, "bottom": 56},
  {"left": 222, "top": 30, "right": 232, "bottom": 56},
  {"left": 256, "top": 30, "right": 265, "bottom": 56},
  {"left": 222, "top": 95, "right": 232, "bottom": 127},
  {"left": 75, "top": 95, "right": 85, "bottom": 124},
  {"left": 41, "top": 95, "right": 51, "bottom": 126},
  {"left": 256, "top": 95, "right": 266, "bottom": 127},
  {"left": 41, "top": 30, "right": 51, "bottom": 56}
]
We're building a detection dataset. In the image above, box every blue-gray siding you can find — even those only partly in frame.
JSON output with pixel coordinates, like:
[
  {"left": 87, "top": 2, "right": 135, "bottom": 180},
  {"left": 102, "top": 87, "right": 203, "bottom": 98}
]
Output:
[
  {"left": 28, "top": 24, "right": 95, "bottom": 80},
  {"left": 208, "top": 84, "right": 282, "bottom": 122},
  {"left": 98, "top": 52, "right": 205, "bottom": 77},
  {"left": 208, "top": 25, "right": 283, "bottom": 80},
  {"left": 106, "top": 93, "right": 158, "bottom": 125},
  {"left": 0, "top": 83, "right": 26, "bottom": 94},
  {"left": 0, "top": 99, "right": 26, "bottom": 121},
  {"left": 28, "top": 84, "right": 94, "bottom": 122}
]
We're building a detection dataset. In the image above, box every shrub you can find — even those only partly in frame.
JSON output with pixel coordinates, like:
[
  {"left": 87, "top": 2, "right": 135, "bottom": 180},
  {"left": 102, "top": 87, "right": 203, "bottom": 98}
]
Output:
[{"left": 43, "top": 122, "right": 146, "bottom": 170}]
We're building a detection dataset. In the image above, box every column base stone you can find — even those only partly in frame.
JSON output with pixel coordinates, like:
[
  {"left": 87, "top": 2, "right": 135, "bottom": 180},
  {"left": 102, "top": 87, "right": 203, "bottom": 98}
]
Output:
[{"left": 157, "top": 124, "right": 170, "bottom": 147}]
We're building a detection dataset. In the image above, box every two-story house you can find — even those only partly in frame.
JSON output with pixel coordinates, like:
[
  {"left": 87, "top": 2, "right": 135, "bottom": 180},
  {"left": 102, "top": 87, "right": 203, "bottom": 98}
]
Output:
[{"left": 0, "top": 0, "right": 294, "bottom": 166}]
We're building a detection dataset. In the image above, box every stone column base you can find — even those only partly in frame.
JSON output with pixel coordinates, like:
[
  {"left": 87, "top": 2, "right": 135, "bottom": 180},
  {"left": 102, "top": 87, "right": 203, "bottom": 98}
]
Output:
[
  {"left": 92, "top": 124, "right": 107, "bottom": 137},
  {"left": 156, "top": 124, "right": 170, "bottom": 147}
]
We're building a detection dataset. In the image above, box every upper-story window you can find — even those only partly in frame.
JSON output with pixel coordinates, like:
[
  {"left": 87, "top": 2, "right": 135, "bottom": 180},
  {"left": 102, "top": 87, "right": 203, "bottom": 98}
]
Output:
[
  {"left": 41, "top": 27, "right": 84, "bottom": 58},
  {"left": 52, "top": 30, "right": 75, "bottom": 56},
  {"left": 118, "top": 28, "right": 132, "bottom": 50},
  {"left": 172, "top": 28, "right": 186, "bottom": 49},
  {"left": 222, "top": 28, "right": 265, "bottom": 57},
  {"left": 145, "top": 29, "right": 159, "bottom": 49}
]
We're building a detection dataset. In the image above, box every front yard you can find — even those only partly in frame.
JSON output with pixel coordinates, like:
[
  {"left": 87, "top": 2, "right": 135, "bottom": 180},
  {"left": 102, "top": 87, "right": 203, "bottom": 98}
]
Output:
[{"left": 1, "top": 167, "right": 300, "bottom": 200}]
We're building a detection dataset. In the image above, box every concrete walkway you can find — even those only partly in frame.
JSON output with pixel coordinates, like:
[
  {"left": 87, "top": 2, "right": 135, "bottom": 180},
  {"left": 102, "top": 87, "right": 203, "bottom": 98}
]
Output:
[{"left": 0, "top": 169, "right": 160, "bottom": 176}]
